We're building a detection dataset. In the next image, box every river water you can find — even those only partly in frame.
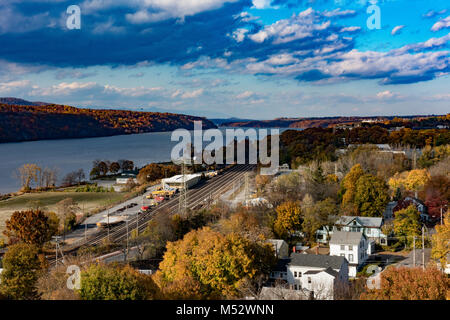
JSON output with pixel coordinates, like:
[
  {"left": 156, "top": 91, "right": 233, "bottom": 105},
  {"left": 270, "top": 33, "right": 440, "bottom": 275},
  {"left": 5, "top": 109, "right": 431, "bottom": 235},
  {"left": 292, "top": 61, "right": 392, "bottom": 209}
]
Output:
[{"left": 0, "top": 127, "right": 293, "bottom": 194}]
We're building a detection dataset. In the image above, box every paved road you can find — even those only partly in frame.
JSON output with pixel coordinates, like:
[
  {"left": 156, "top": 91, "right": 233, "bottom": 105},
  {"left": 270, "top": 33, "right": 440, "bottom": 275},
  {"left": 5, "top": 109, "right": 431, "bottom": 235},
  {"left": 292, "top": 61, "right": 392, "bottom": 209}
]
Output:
[{"left": 64, "top": 184, "right": 159, "bottom": 244}]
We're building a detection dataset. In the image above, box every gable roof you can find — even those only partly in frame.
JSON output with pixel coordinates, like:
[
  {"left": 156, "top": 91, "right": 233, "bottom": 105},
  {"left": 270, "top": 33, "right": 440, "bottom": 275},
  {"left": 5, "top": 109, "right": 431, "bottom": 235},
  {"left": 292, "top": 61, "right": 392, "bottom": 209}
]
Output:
[
  {"left": 330, "top": 231, "right": 365, "bottom": 245},
  {"left": 267, "top": 239, "right": 287, "bottom": 252},
  {"left": 289, "top": 253, "right": 346, "bottom": 270},
  {"left": 336, "top": 216, "right": 383, "bottom": 228}
]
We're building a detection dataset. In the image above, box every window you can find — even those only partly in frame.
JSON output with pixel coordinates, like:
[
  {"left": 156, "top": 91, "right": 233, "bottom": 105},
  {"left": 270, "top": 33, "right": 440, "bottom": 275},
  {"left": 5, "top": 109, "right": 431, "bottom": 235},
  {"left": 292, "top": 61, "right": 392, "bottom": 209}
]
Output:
[
  {"left": 349, "top": 254, "right": 353, "bottom": 262},
  {"left": 340, "top": 245, "right": 345, "bottom": 250},
  {"left": 294, "top": 285, "right": 298, "bottom": 290},
  {"left": 294, "top": 271, "right": 297, "bottom": 277},
  {"left": 308, "top": 277, "right": 312, "bottom": 284},
  {"left": 340, "top": 253, "right": 345, "bottom": 257},
  {"left": 348, "top": 245, "right": 353, "bottom": 251}
]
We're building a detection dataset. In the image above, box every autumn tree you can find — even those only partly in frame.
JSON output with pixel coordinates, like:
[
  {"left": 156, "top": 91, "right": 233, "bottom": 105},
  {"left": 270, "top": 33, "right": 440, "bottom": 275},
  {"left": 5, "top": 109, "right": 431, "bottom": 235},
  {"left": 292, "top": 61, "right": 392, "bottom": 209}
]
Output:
[
  {"left": 4, "top": 209, "right": 55, "bottom": 247},
  {"left": 109, "top": 162, "right": 120, "bottom": 174},
  {"left": 273, "top": 201, "right": 302, "bottom": 239},
  {"left": 79, "top": 264, "right": 159, "bottom": 300},
  {"left": 353, "top": 174, "right": 389, "bottom": 217},
  {"left": 432, "top": 213, "right": 450, "bottom": 269},
  {"left": 388, "top": 169, "right": 430, "bottom": 198},
  {"left": 0, "top": 243, "right": 43, "bottom": 300},
  {"left": 154, "top": 227, "right": 275, "bottom": 299},
  {"left": 360, "top": 267, "right": 449, "bottom": 300},
  {"left": 393, "top": 204, "right": 421, "bottom": 247},
  {"left": 118, "top": 159, "right": 134, "bottom": 172},
  {"left": 340, "top": 164, "right": 364, "bottom": 206}
]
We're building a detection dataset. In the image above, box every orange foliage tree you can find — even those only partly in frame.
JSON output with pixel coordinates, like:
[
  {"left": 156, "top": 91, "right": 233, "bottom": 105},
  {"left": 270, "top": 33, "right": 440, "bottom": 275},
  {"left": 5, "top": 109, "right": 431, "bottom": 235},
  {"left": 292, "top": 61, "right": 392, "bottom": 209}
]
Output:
[{"left": 360, "top": 267, "right": 449, "bottom": 300}]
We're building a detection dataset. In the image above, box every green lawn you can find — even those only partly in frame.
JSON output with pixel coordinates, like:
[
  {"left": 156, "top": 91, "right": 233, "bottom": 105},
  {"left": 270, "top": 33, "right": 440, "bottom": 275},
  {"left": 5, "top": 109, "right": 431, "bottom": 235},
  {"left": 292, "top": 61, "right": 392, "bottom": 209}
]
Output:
[{"left": 0, "top": 191, "right": 125, "bottom": 238}]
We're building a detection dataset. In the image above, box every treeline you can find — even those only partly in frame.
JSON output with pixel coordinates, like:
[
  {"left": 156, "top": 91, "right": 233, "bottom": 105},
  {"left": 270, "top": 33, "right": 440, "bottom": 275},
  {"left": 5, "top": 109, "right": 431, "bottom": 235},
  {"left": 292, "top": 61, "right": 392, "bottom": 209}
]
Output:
[
  {"left": 0, "top": 103, "right": 216, "bottom": 143},
  {"left": 222, "top": 114, "right": 450, "bottom": 129},
  {"left": 280, "top": 126, "right": 450, "bottom": 166},
  {"left": 90, "top": 159, "right": 135, "bottom": 179}
]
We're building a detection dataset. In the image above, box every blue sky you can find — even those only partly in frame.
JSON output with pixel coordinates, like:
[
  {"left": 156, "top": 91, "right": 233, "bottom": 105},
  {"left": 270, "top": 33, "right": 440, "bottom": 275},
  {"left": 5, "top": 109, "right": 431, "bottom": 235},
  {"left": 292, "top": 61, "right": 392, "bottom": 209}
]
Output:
[{"left": 0, "top": 0, "right": 449, "bottom": 119}]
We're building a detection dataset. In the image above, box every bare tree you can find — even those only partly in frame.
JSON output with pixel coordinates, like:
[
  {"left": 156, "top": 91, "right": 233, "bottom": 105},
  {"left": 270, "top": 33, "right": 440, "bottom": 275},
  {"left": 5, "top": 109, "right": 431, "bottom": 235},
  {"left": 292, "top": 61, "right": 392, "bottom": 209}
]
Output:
[{"left": 15, "top": 163, "right": 41, "bottom": 191}]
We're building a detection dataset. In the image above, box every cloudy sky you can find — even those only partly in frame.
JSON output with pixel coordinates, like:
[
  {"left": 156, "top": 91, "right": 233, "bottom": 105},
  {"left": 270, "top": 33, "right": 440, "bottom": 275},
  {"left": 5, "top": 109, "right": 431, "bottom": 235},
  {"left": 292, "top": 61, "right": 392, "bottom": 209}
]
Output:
[{"left": 0, "top": 0, "right": 449, "bottom": 119}]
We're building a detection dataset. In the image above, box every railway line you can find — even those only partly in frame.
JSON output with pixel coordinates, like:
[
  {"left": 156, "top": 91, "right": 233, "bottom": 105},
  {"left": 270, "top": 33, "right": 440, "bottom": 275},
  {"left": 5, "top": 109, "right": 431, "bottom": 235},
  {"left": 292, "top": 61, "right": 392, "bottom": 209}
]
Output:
[{"left": 50, "top": 164, "right": 255, "bottom": 264}]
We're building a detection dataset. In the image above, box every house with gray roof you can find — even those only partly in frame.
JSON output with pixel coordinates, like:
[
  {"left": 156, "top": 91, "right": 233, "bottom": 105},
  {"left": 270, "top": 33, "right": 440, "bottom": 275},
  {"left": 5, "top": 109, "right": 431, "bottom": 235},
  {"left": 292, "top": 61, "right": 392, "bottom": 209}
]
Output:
[
  {"left": 329, "top": 231, "right": 370, "bottom": 277},
  {"left": 269, "top": 253, "right": 349, "bottom": 300},
  {"left": 316, "top": 215, "right": 388, "bottom": 245}
]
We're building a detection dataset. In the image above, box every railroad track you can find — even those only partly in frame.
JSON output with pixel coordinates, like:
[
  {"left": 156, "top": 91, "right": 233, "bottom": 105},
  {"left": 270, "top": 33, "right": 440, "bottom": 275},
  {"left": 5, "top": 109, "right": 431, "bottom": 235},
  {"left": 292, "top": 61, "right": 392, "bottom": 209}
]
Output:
[{"left": 49, "top": 164, "right": 255, "bottom": 264}]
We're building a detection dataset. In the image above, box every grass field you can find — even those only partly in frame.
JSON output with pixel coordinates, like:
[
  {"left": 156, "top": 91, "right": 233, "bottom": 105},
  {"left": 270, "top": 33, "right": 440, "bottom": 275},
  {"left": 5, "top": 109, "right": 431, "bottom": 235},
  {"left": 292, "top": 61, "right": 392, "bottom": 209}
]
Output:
[{"left": 0, "top": 191, "right": 126, "bottom": 238}]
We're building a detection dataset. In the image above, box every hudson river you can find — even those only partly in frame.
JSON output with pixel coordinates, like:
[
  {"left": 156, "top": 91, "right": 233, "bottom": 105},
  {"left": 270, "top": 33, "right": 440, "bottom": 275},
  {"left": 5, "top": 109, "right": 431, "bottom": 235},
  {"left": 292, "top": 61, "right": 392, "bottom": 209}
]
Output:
[{"left": 0, "top": 128, "right": 290, "bottom": 194}]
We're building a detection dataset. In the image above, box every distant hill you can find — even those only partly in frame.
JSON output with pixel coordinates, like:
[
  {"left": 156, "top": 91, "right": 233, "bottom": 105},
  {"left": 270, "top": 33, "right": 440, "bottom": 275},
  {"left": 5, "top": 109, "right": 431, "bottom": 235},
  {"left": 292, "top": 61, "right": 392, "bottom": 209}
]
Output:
[
  {"left": 221, "top": 115, "right": 449, "bottom": 129},
  {"left": 0, "top": 100, "right": 216, "bottom": 143},
  {"left": 209, "top": 117, "right": 255, "bottom": 126},
  {"left": 0, "top": 97, "right": 49, "bottom": 106}
]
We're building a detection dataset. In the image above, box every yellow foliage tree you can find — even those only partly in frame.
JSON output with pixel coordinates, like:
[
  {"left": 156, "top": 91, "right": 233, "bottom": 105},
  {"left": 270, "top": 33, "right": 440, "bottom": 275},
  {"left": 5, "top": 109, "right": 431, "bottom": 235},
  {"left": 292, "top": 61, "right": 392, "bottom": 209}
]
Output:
[
  {"left": 273, "top": 201, "right": 302, "bottom": 239},
  {"left": 154, "top": 227, "right": 275, "bottom": 299},
  {"left": 432, "top": 213, "right": 450, "bottom": 269},
  {"left": 341, "top": 164, "right": 364, "bottom": 206}
]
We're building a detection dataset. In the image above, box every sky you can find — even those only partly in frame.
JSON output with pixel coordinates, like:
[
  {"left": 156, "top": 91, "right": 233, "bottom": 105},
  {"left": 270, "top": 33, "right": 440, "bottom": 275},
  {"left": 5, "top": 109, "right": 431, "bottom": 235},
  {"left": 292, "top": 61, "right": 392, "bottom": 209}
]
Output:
[{"left": 0, "top": 0, "right": 449, "bottom": 119}]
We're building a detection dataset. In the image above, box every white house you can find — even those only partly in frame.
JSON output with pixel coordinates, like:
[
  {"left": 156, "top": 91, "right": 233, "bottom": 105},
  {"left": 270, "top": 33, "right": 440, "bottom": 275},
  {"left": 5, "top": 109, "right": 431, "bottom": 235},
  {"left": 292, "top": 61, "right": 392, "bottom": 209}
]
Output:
[
  {"left": 267, "top": 239, "right": 289, "bottom": 259},
  {"left": 316, "top": 216, "right": 388, "bottom": 245},
  {"left": 329, "top": 231, "right": 370, "bottom": 277},
  {"left": 334, "top": 216, "right": 387, "bottom": 245},
  {"left": 270, "top": 253, "right": 349, "bottom": 300}
]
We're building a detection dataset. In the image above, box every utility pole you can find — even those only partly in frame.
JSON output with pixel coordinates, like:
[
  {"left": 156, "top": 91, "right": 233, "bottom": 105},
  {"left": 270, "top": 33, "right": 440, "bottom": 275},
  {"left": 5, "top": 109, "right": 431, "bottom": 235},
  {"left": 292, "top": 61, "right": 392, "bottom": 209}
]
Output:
[
  {"left": 422, "top": 226, "right": 425, "bottom": 270},
  {"left": 244, "top": 173, "right": 249, "bottom": 205},
  {"left": 52, "top": 236, "right": 63, "bottom": 266},
  {"left": 107, "top": 209, "right": 110, "bottom": 241},
  {"left": 178, "top": 159, "right": 188, "bottom": 217},
  {"left": 413, "top": 236, "right": 416, "bottom": 267},
  {"left": 126, "top": 217, "right": 129, "bottom": 257}
]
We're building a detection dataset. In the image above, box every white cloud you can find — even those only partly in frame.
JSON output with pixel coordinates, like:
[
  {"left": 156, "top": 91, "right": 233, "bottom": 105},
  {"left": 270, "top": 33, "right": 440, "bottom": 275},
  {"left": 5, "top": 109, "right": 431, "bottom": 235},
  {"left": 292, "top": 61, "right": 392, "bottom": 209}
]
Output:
[
  {"left": 432, "top": 16, "right": 450, "bottom": 32},
  {"left": 0, "top": 80, "right": 31, "bottom": 93},
  {"left": 236, "top": 91, "right": 254, "bottom": 99},
  {"left": 181, "top": 88, "right": 204, "bottom": 99},
  {"left": 252, "top": 0, "right": 272, "bottom": 9},
  {"left": 340, "top": 26, "right": 361, "bottom": 33},
  {"left": 248, "top": 8, "right": 332, "bottom": 44},
  {"left": 391, "top": 25, "right": 405, "bottom": 36}
]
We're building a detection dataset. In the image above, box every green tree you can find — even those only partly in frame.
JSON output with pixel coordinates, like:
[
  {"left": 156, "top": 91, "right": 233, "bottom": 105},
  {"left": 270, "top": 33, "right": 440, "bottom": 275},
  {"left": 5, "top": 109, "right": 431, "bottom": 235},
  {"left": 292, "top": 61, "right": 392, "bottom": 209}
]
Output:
[
  {"left": 302, "top": 197, "right": 337, "bottom": 243},
  {"left": 4, "top": 209, "right": 54, "bottom": 247},
  {"left": 354, "top": 174, "right": 389, "bottom": 217},
  {"left": 0, "top": 243, "right": 42, "bottom": 300},
  {"left": 79, "top": 264, "right": 159, "bottom": 300},
  {"left": 393, "top": 204, "right": 421, "bottom": 247}
]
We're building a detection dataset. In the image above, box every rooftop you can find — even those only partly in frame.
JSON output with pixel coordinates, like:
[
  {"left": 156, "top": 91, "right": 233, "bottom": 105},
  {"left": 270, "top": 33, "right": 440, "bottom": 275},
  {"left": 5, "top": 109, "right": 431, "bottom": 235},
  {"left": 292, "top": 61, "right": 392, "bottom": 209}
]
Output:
[
  {"left": 162, "top": 174, "right": 201, "bottom": 184},
  {"left": 289, "top": 253, "right": 346, "bottom": 270},
  {"left": 336, "top": 216, "right": 383, "bottom": 228},
  {"left": 330, "top": 231, "right": 365, "bottom": 245}
]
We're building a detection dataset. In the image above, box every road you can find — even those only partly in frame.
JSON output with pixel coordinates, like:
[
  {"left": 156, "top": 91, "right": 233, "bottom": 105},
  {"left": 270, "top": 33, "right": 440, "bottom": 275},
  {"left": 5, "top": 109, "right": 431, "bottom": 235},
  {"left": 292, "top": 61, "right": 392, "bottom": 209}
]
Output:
[{"left": 53, "top": 164, "right": 255, "bottom": 262}]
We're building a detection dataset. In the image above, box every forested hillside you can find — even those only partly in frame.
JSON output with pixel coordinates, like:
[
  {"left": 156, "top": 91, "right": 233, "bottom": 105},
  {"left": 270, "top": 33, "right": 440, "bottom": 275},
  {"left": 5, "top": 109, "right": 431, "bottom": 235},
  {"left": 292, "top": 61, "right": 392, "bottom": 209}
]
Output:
[{"left": 0, "top": 103, "right": 216, "bottom": 143}]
